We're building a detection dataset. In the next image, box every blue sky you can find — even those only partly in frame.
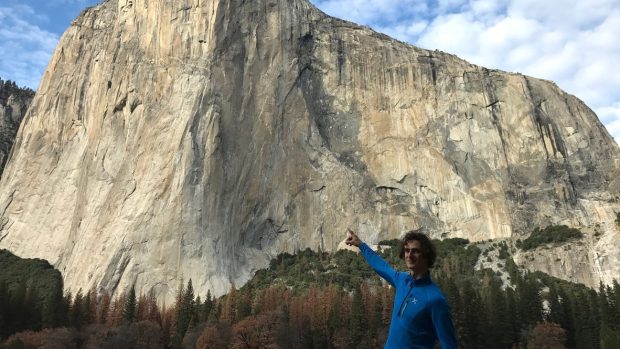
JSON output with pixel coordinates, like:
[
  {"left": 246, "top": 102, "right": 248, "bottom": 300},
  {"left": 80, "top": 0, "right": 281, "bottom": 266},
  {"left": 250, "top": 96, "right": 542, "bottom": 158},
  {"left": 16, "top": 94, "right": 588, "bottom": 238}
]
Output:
[{"left": 1, "top": 0, "right": 618, "bottom": 143}]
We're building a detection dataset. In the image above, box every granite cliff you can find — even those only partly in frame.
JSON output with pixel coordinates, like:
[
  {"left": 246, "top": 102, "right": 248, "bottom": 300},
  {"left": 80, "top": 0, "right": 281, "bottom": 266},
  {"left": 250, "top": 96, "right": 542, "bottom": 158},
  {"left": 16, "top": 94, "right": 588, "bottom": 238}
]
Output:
[
  {"left": 0, "top": 0, "right": 618, "bottom": 301},
  {"left": 0, "top": 79, "right": 34, "bottom": 174}
]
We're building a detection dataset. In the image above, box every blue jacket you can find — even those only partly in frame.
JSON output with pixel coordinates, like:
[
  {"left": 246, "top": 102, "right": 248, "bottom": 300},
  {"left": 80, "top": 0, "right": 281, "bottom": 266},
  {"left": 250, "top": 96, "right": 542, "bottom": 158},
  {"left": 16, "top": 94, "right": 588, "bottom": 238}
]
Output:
[{"left": 359, "top": 243, "right": 458, "bottom": 349}]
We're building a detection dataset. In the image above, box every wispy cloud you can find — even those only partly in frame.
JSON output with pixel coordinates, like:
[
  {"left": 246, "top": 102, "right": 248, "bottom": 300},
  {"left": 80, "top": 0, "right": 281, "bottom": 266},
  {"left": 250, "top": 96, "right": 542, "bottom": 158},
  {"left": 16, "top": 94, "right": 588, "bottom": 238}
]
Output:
[
  {"left": 0, "top": 0, "right": 618, "bottom": 144},
  {"left": 312, "top": 0, "right": 431, "bottom": 26},
  {"left": 0, "top": 5, "right": 59, "bottom": 90}
]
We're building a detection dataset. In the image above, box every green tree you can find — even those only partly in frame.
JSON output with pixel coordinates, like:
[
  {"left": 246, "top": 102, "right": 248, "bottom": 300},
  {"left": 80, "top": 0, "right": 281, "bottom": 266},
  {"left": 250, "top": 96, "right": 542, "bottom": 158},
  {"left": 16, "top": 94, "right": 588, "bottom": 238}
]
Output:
[
  {"left": 23, "top": 285, "right": 41, "bottom": 331},
  {"left": 485, "top": 277, "right": 511, "bottom": 348},
  {"left": 520, "top": 225, "right": 583, "bottom": 250},
  {"left": 276, "top": 303, "right": 292, "bottom": 348},
  {"left": 576, "top": 289, "right": 600, "bottom": 349},
  {"left": 598, "top": 283, "right": 615, "bottom": 330},
  {"left": 202, "top": 289, "right": 213, "bottom": 323},
  {"left": 350, "top": 283, "right": 365, "bottom": 345},
  {"left": 70, "top": 289, "right": 85, "bottom": 329},
  {"left": 601, "top": 323, "right": 620, "bottom": 349},
  {"left": 505, "top": 287, "right": 520, "bottom": 346},
  {"left": 9, "top": 281, "right": 27, "bottom": 334},
  {"left": 0, "top": 280, "right": 7, "bottom": 339},
  {"left": 98, "top": 292, "right": 111, "bottom": 324},
  {"left": 613, "top": 280, "right": 620, "bottom": 325},
  {"left": 41, "top": 277, "right": 64, "bottom": 328},
  {"left": 547, "top": 284, "right": 562, "bottom": 324},
  {"left": 176, "top": 279, "right": 195, "bottom": 339},
  {"left": 123, "top": 285, "right": 137, "bottom": 322},
  {"left": 517, "top": 275, "right": 542, "bottom": 329},
  {"left": 236, "top": 287, "right": 252, "bottom": 320},
  {"left": 459, "top": 279, "right": 485, "bottom": 349},
  {"left": 83, "top": 289, "right": 96, "bottom": 325},
  {"left": 556, "top": 287, "right": 576, "bottom": 348}
]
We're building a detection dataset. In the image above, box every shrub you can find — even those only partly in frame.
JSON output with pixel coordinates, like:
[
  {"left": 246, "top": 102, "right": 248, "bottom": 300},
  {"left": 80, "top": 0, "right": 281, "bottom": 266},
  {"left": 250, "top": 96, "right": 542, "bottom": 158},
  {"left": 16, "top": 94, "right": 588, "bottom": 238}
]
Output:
[
  {"left": 520, "top": 225, "right": 583, "bottom": 251},
  {"left": 377, "top": 239, "right": 400, "bottom": 247},
  {"left": 498, "top": 244, "right": 510, "bottom": 260}
]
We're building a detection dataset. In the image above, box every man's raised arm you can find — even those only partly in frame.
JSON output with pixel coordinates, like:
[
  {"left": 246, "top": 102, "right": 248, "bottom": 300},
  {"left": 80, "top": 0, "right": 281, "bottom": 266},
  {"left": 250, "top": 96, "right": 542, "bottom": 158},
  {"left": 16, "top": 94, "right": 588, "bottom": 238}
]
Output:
[{"left": 346, "top": 229, "right": 399, "bottom": 287}]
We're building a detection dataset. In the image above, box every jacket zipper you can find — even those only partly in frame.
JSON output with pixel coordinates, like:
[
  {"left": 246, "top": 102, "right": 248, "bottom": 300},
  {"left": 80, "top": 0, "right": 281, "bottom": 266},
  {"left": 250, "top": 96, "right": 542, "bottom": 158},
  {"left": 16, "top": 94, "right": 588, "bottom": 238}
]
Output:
[
  {"left": 399, "top": 298, "right": 411, "bottom": 316},
  {"left": 398, "top": 284, "right": 415, "bottom": 317}
]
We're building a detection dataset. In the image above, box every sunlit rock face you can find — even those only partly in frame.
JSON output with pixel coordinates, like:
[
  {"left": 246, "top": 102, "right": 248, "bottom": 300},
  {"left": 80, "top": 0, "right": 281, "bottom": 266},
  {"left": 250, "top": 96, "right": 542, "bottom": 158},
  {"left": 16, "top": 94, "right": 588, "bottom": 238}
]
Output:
[
  {"left": 0, "top": 79, "right": 34, "bottom": 174},
  {"left": 0, "top": 0, "right": 618, "bottom": 301}
]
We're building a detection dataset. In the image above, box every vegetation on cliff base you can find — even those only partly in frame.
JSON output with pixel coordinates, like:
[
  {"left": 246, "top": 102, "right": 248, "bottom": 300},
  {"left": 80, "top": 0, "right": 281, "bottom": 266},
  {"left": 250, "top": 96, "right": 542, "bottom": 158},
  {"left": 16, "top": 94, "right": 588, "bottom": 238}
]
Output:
[
  {"left": 0, "top": 249, "right": 65, "bottom": 338},
  {"left": 518, "top": 225, "right": 584, "bottom": 251},
  {"left": 2, "top": 239, "right": 620, "bottom": 349}
]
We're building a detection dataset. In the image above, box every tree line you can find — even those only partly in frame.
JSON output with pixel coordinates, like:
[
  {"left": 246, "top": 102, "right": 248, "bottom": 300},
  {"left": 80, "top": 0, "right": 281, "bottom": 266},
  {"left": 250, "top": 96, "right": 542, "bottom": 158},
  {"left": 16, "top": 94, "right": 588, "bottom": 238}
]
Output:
[
  {"left": 0, "top": 78, "right": 35, "bottom": 101},
  {"left": 1, "top": 237, "right": 620, "bottom": 348}
]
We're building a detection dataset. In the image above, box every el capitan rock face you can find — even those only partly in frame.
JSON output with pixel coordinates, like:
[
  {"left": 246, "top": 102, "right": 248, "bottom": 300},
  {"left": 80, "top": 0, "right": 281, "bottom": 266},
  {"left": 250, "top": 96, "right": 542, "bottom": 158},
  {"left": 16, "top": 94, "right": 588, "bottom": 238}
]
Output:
[{"left": 0, "top": 0, "right": 618, "bottom": 301}]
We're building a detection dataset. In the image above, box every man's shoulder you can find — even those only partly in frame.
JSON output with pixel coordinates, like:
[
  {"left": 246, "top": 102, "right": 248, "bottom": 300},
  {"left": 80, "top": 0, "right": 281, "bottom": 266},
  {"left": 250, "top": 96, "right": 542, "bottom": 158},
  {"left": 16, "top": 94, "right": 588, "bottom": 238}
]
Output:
[
  {"left": 425, "top": 282, "right": 450, "bottom": 303},
  {"left": 393, "top": 271, "right": 410, "bottom": 285}
]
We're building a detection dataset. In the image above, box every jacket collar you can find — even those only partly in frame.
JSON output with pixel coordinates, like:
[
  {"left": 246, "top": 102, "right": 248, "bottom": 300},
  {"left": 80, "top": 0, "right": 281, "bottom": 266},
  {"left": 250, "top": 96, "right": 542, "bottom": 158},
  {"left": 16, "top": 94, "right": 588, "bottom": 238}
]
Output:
[{"left": 408, "top": 272, "right": 432, "bottom": 286}]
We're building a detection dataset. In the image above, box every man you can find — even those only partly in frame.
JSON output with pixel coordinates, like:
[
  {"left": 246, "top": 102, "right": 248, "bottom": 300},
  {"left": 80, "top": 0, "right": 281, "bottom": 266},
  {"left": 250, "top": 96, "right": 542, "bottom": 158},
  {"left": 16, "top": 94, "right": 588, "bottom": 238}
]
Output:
[{"left": 345, "top": 228, "right": 458, "bottom": 349}]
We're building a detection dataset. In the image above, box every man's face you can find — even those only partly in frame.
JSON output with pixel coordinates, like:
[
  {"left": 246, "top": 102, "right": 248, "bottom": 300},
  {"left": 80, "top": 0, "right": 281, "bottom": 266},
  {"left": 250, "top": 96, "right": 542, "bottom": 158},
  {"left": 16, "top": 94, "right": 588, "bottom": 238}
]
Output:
[{"left": 403, "top": 240, "right": 428, "bottom": 273}]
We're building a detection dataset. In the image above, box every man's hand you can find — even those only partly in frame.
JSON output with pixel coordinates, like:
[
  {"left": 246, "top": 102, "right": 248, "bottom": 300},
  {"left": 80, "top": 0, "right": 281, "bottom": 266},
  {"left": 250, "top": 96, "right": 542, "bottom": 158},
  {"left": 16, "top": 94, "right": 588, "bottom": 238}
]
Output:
[{"left": 345, "top": 229, "right": 362, "bottom": 247}]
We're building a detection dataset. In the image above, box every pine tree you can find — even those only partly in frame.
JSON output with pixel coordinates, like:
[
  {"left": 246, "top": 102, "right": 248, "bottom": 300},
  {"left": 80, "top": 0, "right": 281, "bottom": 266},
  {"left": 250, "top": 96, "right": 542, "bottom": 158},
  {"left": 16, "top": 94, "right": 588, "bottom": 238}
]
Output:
[
  {"left": 176, "top": 279, "right": 195, "bottom": 339},
  {"left": 42, "top": 277, "right": 63, "bottom": 328},
  {"left": 598, "top": 283, "right": 615, "bottom": 333},
  {"left": 84, "top": 289, "right": 96, "bottom": 325},
  {"left": 600, "top": 322, "right": 620, "bottom": 349},
  {"left": 612, "top": 280, "right": 620, "bottom": 326},
  {"left": 350, "top": 283, "right": 365, "bottom": 345},
  {"left": 163, "top": 302, "right": 178, "bottom": 348},
  {"left": 137, "top": 294, "right": 149, "bottom": 321},
  {"left": 517, "top": 275, "right": 542, "bottom": 329},
  {"left": 106, "top": 295, "right": 123, "bottom": 326},
  {"left": 582, "top": 289, "right": 601, "bottom": 349},
  {"left": 573, "top": 289, "right": 591, "bottom": 349},
  {"left": 89, "top": 290, "right": 98, "bottom": 324},
  {"left": 441, "top": 277, "right": 462, "bottom": 340},
  {"left": 9, "top": 280, "right": 27, "bottom": 333},
  {"left": 194, "top": 295, "right": 201, "bottom": 320},
  {"left": 485, "top": 278, "right": 511, "bottom": 348},
  {"left": 360, "top": 280, "right": 381, "bottom": 336},
  {"left": 147, "top": 290, "right": 161, "bottom": 325},
  {"left": 123, "top": 285, "right": 137, "bottom": 322},
  {"left": 556, "top": 287, "right": 576, "bottom": 348},
  {"left": 459, "top": 280, "right": 485, "bottom": 349},
  {"left": 70, "top": 289, "right": 84, "bottom": 329},
  {"left": 0, "top": 280, "right": 7, "bottom": 339},
  {"left": 23, "top": 284, "right": 41, "bottom": 331},
  {"left": 547, "top": 284, "right": 562, "bottom": 324},
  {"left": 61, "top": 291, "right": 72, "bottom": 326},
  {"left": 221, "top": 286, "right": 236, "bottom": 324},
  {"left": 236, "top": 289, "right": 252, "bottom": 320},
  {"left": 276, "top": 303, "right": 292, "bottom": 348},
  {"left": 99, "top": 292, "right": 111, "bottom": 324},
  {"left": 326, "top": 286, "right": 344, "bottom": 340},
  {"left": 202, "top": 289, "right": 213, "bottom": 322},
  {"left": 505, "top": 287, "right": 519, "bottom": 347}
]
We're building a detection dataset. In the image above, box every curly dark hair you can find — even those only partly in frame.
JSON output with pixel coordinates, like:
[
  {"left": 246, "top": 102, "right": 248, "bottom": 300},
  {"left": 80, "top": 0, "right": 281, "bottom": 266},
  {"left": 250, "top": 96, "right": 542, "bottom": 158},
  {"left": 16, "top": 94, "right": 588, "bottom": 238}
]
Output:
[{"left": 398, "top": 229, "right": 437, "bottom": 268}]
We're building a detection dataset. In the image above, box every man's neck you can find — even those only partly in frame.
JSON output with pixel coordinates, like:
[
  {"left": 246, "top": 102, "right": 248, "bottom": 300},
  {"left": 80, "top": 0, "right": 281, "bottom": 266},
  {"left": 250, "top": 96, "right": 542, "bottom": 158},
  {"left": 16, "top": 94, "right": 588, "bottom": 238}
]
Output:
[{"left": 410, "top": 269, "right": 429, "bottom": 280}]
